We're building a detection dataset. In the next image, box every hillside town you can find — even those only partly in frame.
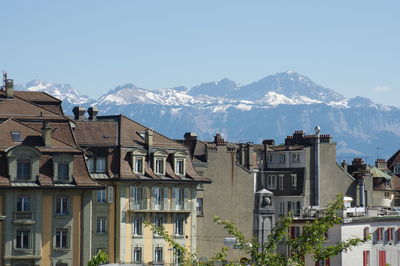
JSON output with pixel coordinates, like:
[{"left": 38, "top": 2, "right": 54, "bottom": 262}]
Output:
[{"left": 1, "top": 74, "right": 400, "bottom": 266}]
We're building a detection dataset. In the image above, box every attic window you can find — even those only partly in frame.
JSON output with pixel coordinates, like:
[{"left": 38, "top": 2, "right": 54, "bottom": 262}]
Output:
[{"left": 11, "top": 132, "right": 22, "bottom": 142}]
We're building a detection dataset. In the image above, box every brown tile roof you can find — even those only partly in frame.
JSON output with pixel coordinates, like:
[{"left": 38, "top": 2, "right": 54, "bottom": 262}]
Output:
[
  {"left": 14, "top": 91, "right": 61, "bottom": 103},
  {"left": 0, "top": 119, "right": 80, "bottom": 152},
  {"left": 22, "top": 121, "right": 78, "bottom": 147},
  {"left": 74, "top": 121, "right": 118, "bottom": 146},
  {"left": 0, "top": 94, "right": 64, "bottom": 120},
  {"left": 119, "top": 115, "right": 185, "bottom": 149}
]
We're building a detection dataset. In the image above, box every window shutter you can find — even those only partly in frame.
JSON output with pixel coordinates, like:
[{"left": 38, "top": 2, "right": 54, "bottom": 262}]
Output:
[
  {"left": 142, "top": 187, "right": 148, "bottom": 210},
  {"left": 107, "top": 186, "right": 114, "bottom": 203},
  {"left": 163, "top": 187, "right": 169, "bottom": 210},
  {"left": 184, "top": 188, "right": 190, "bottom": 210}
]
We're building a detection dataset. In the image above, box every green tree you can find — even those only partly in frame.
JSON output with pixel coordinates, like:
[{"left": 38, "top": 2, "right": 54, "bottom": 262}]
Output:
[
  {"left": 87, "top": 249, "right": 109, "bottom": 266},
  {"left": 145, "top": 194, "right": 368, "bottom": 265}
]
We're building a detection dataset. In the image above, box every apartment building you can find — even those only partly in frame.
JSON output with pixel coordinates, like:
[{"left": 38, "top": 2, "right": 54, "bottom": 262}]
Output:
[
  {"left": 180, "top": 133, "right": 255, "bottom": 260},
  {"left": 72, "top": 110, "right": 210, "bottom": 264},
  {"left": 0, "top": 75, "right": 101, "bottom": 266}
]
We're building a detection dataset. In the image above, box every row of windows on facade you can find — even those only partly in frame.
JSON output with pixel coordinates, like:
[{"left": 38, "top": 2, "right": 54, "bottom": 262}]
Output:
[
  {"left": 16, "top": 160, "right": 70, "bottom": 181},
  {"left": 14, "top": 228, "right": 69, "bottom": 250},
  {"left": 131, "top": 246, "right": 183, "bottom": 264},
  {"left": 264, "top": 174, "right": 297, "bottom": 190},
  {"left": 278, "top": 201, "right": 301, "bottom": 217},
  {"left": 130, "top": 186, "right": 191, "bottom": 210},
  {"left": 268, "top": 153, "right": 301, "bottom": 164},
  {"left": 87, "top": 156, "right": 186, "bottom": 176},
  {"left": 15, "top": 195, "right": 70, "bottom": 215}
]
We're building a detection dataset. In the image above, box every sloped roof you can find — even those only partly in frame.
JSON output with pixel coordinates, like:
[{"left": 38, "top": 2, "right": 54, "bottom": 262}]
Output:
[
  {"left": 370, "top": 167, "right": 392, "bottom": 180},
  {"left": 74, "top": 121, "right": 118, "bottom": 146}
]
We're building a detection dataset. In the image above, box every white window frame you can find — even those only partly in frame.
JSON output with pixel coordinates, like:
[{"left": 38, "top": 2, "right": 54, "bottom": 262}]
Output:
[
  {"left": 15, "top": 229, "right": 30, "bottom": 249},
  {"left": 96, "top": 217, "right": 107, "bottom": 234},
  {"left": 174, "top": 216, "right": 184, "bottom": 236},
  {"left": 154, "top": 158, "right": 165, "bottom": 175},
  {"left": 16, "top": 159, "right": 31, "bottom": 180},
  {"left": 173, "top": 188, "right": 185, "bottom": 210},
  {"left": 196, "top": 198, "right": 203, "bottom": 216},
  {"left": 267, "top": 175, "right": 277, "bottom": 189},
  {"left": 154, "top": 247, "right": 163, "bottom": 263},
  {"left": 55, "top": 196, "right": 69, "bottom": 215},
  {"left": 279, "top": 202, "right": 285, "bottom": 215},
  {"left": 133, "top": 247, "right": 142, "bottom": 263},
  {"left": 97, "top": 189, "right": 106, "bottom": 203},
  {"left": 175, "top": 158, "right": 185, "bottom": 175},
  {"left": 55, "top": 229, "right": 69, "bottom": 249},
  {"left": 279, "top": 154, "right": 286, "bottom": 164},
  {"left": 17, "top": 195, "right": 31, "bottom": 212},
  {"left": 131, "top": 186, "right": 143, "bottom": 210},
  {"left": 291, "top": 174, "right": 297, "bottom": 189},
  {"left": 291, "top": 153, "right": 300, "bottom": 163},
  {"left": 154, "top": 216, "right": 164, "bottom": 237},
  {"left": 394, "top": 163, "right": 400, "bottom": 174},
  {"left": 133, "top": 156, "right": 144, "bottom": 174},
  {"left": 133, "top": 216, "right": 143, "bottom": 236},
  {"left": 152, "top": 187, "right": 163, "bottom": 210}
]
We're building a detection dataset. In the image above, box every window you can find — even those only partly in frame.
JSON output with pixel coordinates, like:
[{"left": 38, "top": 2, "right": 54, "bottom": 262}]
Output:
[
  {"left": 290, "top": 226, "right": 300, "bottom": 239},
  {"left": 16, "top": 230, "right": 30, "bottom": 249},
  {"left": 173, "top": 188, "right": 184, "bottom": 210},
  {"left": 268, "top": 154, "right": 273, "bottom": 163},
  {"left": 175, "top": 217, "right": 184, "bottom": 236},
  {"left": 97, "top": 218, "right": 107, "bottom": 233},
  {"left": 174, "top": 248, "right": 183, "bottom": 264},
  {"left": 152, "top": 187, "right": 162, "bottom": 210},
  {"left": 133, "top": 247, "right": 142, "bottom": 263},
  {"left": 55, "top": 229, "right": 68, "bottom": 249},
  {"left": 17, "top": 196, "right": 30, "bottom": 212},
  {"left": 267, "top": 175, "right": 277, "bottom": 189},
  {"left": 378, "top": 251, "right": 386, "bottom": 266},
  {"left": 131, "top": 187, "right": 143, "bottom": 210},
  {"left": 316, "top": 259, "right": 330, "bottom": 266},
  {"left": 154, "top": 247, "right": 163, "bottom": 263},
  {"left": 278, "top": 175, "right": 284, "bottom": 190},
  {"left": 11, "top": 131, "right": 22, "bottom": 142},
  {"left": 377, "top": 227, "right": 384, "bottom": 241},
  {"left": 387, "top": 227, "right": 394, "bottom": 241},
  {"left": 96, "top": 157, "right": 106, "bottom": 173},
  {"left": 154, "top": 216, "right": 164, "bottom": 237},
  {"left": 394, "top": 163, "right": 400, "bottom": 174},
  {"left": 291, "top": 174, "right": 297, "bottom": 189},
  {"left": 97, "top": 189, "right": 106, "bottom": 203},
  {"left": 133, "top": 217, "right": 142, "bottom": 236},
  {"left": 196, "top": 198, "right": 203, "bottom": 216},
  {"left": 384, "top": 192, "right": 391, "bottom": 199},
  {"left": 279, "top": 154, "right": 286, "bottom": 163},
  {"left": 363, "top": 250, "right": 370, "bottom": 266},
  {"left": 133, "top": 157, "right": 144, "bottom": 174},
  {"left": 17, "top": 160, "right": 30, "bottom": 180},
  {"left": 279, "top": 202, "right": 285, "bottom": 215},
  {"left": 57, "top": 163, "right": 69, "bottom": 181},
  {"left": 291, "top": 153, "right": 300, "bottom": 163},
  {"left": 293, "top": 201, "right": 301, "bottom": 217},
  {"left": 155, "top": 158, "right": 164, "bottom": 175},
  {"left": 175, "top": 158, "right": 185, "bottom": 175},
  {"left": 87, "top": 157, "right": 106, "bottom": 173},
  {"left": 56, "top": 196, "right": 69, "bottom": 215}
]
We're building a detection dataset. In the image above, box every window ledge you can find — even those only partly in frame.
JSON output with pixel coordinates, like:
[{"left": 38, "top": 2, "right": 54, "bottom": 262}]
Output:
[
  {"left": 54, "top": 248, "right": 69, "bottom": 252},
  {"left": 14, "top": 248, "right": 33, "bottom": 253}
]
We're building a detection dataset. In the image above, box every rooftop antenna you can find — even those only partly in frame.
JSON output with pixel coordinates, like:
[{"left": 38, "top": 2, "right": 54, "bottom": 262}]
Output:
[{"left": 1, "top": 71, "right": 6, "bottom": 90}]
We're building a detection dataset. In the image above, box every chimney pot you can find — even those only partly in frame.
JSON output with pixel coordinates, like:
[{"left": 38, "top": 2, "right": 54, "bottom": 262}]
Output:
[
  {"left": 184, "top": 132, "right": 197, "bottom": 141},
  {"left": 88, "top": 107, "right": 99, "bottom": 121},
  {"left": 72, "top": 106, "right": 86, "bottom": 120},
  {"left": 41, "top": 121, "right": 51, "bottom": 146},
  {"left": 145, "top": 128, "right": 153, "bottom": 149},
  {"left": 5, "top": 79, "right": 14, "bottom": 98}
]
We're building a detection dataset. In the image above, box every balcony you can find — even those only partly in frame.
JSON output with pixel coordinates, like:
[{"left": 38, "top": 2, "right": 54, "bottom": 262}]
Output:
[
  {"left": 128, "top": 202, "right": 191, "bottom": 213},
  {"left": 13, "top": 212, "right": 35, "bottom": 224}
]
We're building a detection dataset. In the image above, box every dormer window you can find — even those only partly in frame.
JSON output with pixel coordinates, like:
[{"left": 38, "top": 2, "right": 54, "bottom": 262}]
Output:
[
  {"left": 153, "top": 150, "right": 167, "bottom": 176},
  {"left": 58, "top": 163, "right": 69, "bottom": 181},
  {"left": 394, "top": 163, "right": 400, "bottom": 174},
  {"left": 131, "top": 149, "right": 146, "bottom": 175},
  {"left": 87, "top": 157, "right": 106, "bottom": 173},
  {"left": 53, "top": 154, "right": 73, "bottom": 182},
  {"left": 173, "top": 151, "right": 187, "bottom": 176},
  {"left": 155, "top": 158, "right": 164, "bottom": 175},
  {"left": 17, "top": 160, "right": 31, "bottom": 180},
  {"left": 11, "top": 131, "right": 22, "bottom": 142}
]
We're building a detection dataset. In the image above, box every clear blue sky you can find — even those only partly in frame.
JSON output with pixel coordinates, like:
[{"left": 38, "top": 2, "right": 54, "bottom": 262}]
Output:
[{"left": 1, "top": 1, "right": 399, "bottom": 105}]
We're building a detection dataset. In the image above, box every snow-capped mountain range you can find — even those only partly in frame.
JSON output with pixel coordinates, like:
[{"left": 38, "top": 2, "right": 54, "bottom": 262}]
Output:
[{"left": 18, "top": 72, "right": 400, "bottom": 159}]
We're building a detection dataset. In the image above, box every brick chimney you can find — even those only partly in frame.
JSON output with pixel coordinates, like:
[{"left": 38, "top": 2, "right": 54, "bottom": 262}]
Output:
[
  {"left": 214, "top": 133, "right": 226, "bottom": 146},
  {"left": 42, "top": 121, "right": 51, "bottom": 146},
  {"left": 145, "top": 128, "right": 153, "bottom": 150},
  {"left": 375, "top": 158, "right": 387, "bottom": 169},
  {"left": 72, "top": 106, "right": 86, "bottom": 120},
  {"left": 88, "top": 107, "right": 99, "bottom": 121}
]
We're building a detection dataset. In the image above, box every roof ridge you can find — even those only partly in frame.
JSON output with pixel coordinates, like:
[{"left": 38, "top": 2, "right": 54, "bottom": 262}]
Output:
[{"left": 14, "top": 94, "right": 66, "bottom": 118}]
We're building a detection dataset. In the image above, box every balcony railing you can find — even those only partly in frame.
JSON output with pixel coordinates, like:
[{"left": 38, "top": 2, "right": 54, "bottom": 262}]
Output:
[{"left": 14, "top": 211, "right": 33, "bottom": 220}]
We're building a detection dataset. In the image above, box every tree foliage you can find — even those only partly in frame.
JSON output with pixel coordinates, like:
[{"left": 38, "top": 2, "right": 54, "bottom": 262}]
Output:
[
  {"left": 145, "top": 194, "right": 368, "bottom": 265},
  {"left": 87, "top": 249, "right": 109, "bottom": 266}
]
